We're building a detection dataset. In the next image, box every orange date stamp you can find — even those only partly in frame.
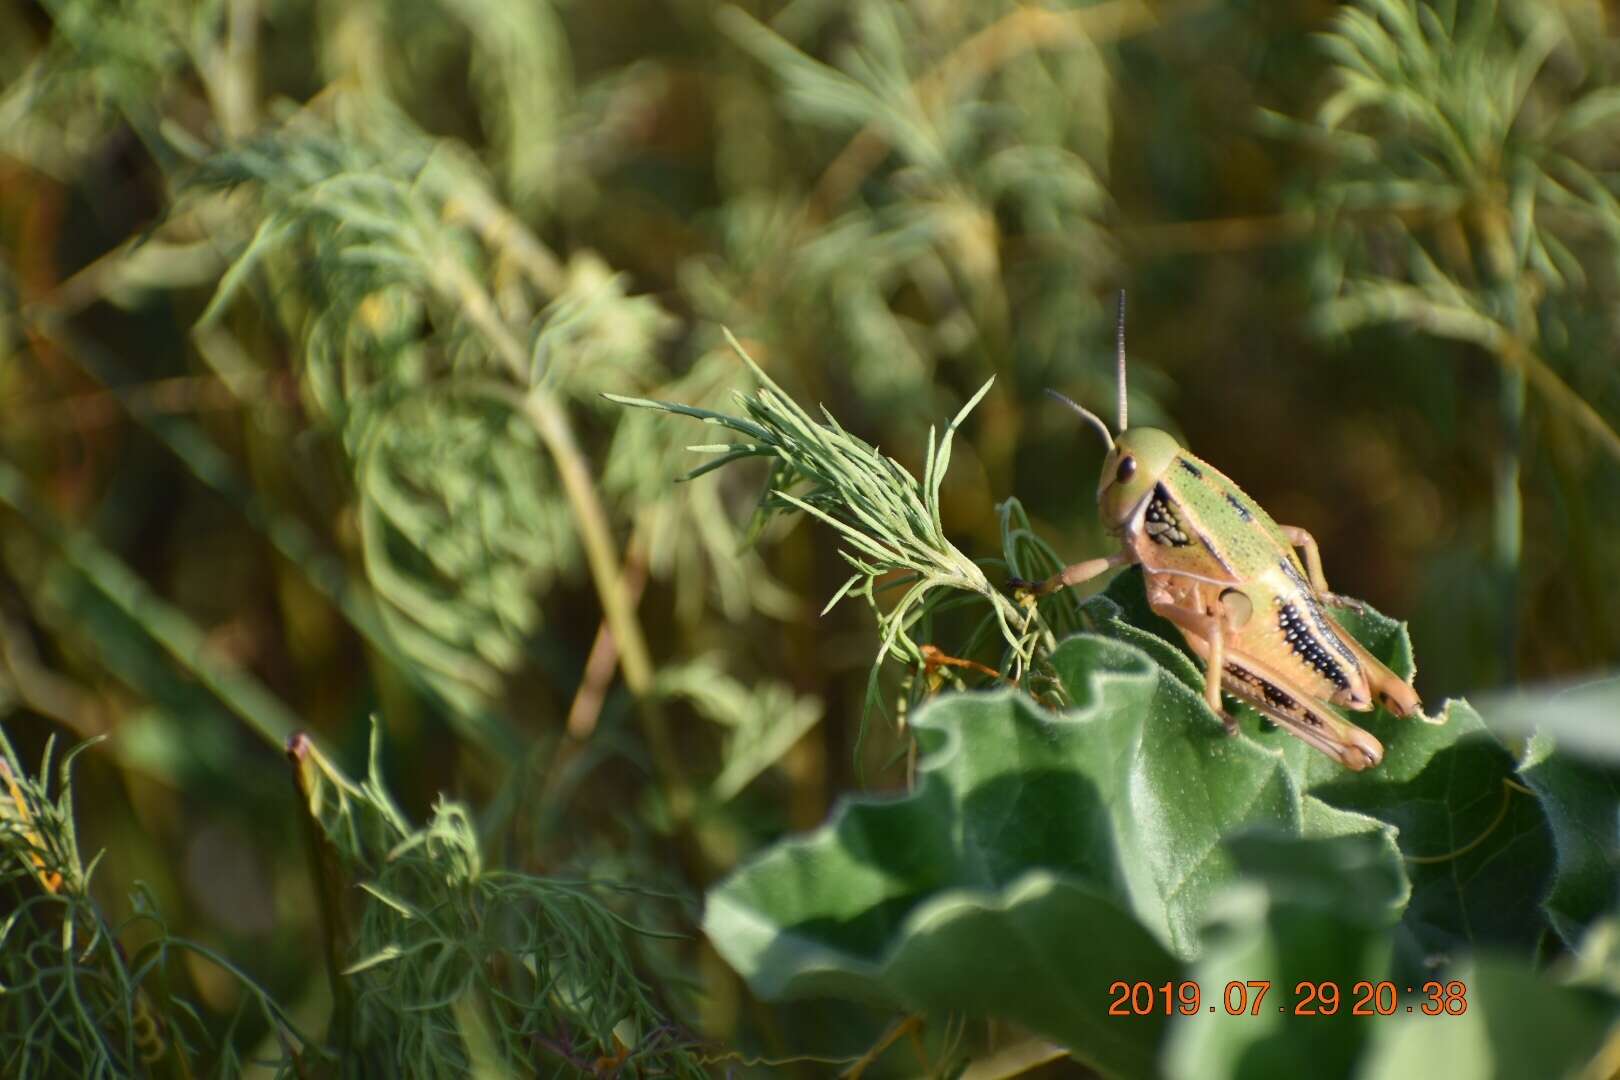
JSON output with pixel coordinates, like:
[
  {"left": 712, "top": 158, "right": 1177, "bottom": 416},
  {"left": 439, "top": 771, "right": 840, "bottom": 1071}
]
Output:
[{"left": 1107, "top": 979, "right": 1468, "bottom": 1017}]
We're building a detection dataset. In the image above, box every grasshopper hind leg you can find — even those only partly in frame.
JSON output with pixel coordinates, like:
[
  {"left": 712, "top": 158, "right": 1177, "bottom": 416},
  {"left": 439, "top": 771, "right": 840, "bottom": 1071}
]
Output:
[
  {"left": 1369, "top": 663, "right": 1425, "bottom": 720},
  {"left": 1332, "top": 618, "right": 1429, "bottom": 722},
  {"left": 1221, "top": 664, "right": 1385, "bottom": 770},
  {"left": 1279, "top": 523, "right": 1428, "bottom": 723},
  {"left": 1162, "top": 595, "right": 1386, "bottom": 769}
]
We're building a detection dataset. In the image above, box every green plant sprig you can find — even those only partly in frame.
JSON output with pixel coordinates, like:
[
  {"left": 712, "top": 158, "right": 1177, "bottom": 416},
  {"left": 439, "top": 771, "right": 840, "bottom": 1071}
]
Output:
[
  {"left": 0, "top": 727, "right": 319, "bottom": 1074},
  {"left": 608, "top": 332, "right": 1053, "bottom": 711},
  {"left": 288, "top": 720, "right": 705, "bottom": 1077}
]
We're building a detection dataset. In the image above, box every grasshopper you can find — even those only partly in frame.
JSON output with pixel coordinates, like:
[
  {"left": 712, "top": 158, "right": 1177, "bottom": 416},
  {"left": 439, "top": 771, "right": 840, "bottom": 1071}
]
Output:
[{"left": 1013, "top": 297, "right": 1431, "bottom": 770}]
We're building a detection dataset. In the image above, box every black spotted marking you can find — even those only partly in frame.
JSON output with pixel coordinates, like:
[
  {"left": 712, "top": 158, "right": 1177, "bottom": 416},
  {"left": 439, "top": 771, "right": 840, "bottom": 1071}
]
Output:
[
  {"left": 1225, "top": 492, "right": 1253, "bottom": 522},
  {"left": 1277, "top": 599, "right": 1351, "bottom": 691},
  {"left": 1277, "top": 559, "right": 1359, "bottom": 667},
  {"left": 1266, "top": 683, "right": 1299, "bottom": 713},
  {"left": 1178, "top": 458, "right": 1203, "bottom": 479},
  {"left": 1224, "top": 663, "right": 1320, "bottom": 727},
  {"left": 1143, "top": 483, "right": 1192, "bottom": 547},
  {"left": 1224, "top": 663, "right": 1266, "bottom": 696},
  {"left": 1306, "top": 596, "right": 1358, "bottom": 666}
]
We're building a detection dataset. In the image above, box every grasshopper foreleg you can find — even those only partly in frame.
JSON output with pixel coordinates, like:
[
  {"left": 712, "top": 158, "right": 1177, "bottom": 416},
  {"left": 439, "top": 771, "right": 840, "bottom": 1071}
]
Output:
[{"left": 1008, "top": 551, "right": 1133, "bottom": 599}]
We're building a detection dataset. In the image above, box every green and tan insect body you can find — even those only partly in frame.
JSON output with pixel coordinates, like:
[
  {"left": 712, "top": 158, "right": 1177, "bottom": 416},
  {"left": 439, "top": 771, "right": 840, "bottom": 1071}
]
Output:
[{"left": 1019, "top": 298, "right": 1432, "bottom": 770}]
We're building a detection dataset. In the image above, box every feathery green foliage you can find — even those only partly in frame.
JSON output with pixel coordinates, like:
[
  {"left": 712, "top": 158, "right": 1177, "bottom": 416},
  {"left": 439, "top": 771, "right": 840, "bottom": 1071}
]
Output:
[
  {"left": 1300, "top": 0, "right": 1620, "bottom": 448},
  {"left": 289, "top": 724, "right": 705, "bottom": 1077},
  {"left": 609, "top": 333, "right": 1053, "bottom": 711},
  {"left": 1288, "top": 0, "right": 1620, "bottom": 686},
  {"left": 190, "top": 97, "right": 622, "bottom": 707},
  {"left": 0, "top": 728, "right": 314, "bottom": 1076}
]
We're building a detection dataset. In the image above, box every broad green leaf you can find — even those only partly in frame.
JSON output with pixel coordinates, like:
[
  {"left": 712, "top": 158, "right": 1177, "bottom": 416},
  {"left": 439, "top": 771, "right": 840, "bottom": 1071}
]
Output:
[
  {"left": 1462, "top": 675, "right": 1620, "bottom": 949},
  {"left": 1083, "top": 570, "right": 1203, "bottom": 696},
  {"left": 704, "top": 632, "right": 1404, "bottom": 1078},
  {"left": 1356, "top": 955, "right": 1620, "bottom": 1080},
  {"left": 1518, "top": 732, "right": 1620, "bottom": 948},
  {"left": 1095, "top": 569, "right": 1560, "bottom": 965},
  {"left": 1164, "top": 830, "right": 1405, "bottom": 1080},
  {"left": 707, "top": 566, "right": 1619, "bottom": 1075},
  {"left": 1484, "top": 675, "right": 1620, "bottom": 763},
  {"left": 1314, "top": 701, "right": 1556, "bottom": 966}
]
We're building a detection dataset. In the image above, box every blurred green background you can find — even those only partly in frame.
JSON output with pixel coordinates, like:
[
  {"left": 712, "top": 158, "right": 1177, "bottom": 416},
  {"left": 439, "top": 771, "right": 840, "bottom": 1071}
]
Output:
[{"left": 2, "top": 0, "right": 1619, "bottom": 1074}]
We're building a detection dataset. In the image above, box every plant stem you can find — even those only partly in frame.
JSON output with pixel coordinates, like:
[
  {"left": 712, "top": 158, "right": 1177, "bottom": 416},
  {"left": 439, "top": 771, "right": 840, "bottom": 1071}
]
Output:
[
  {"left": 438, "top": 263, "right": 691, "bottom": 807},
  {"left": 1478, "top": 203, "right": 1525, "bottom": 688},
  {"left": 1489, "top": 332, "right": 1620, "bottom": 465},
  {"left": 517, "top": 391, "right": 655, "bottom": 695},
  {"left": 197, "top": 0, "right": 260, "bottom": 140},
  {"left": 566, "top": 543, "right": 648, "bottom": 740},
  {"left": 1494, "top": 367, "right": 1525, "bottom": 684}
]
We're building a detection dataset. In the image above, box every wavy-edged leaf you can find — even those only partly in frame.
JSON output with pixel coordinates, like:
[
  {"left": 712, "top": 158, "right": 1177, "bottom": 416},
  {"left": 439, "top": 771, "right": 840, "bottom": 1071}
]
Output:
[
  {"left": 1313, "top": 700, "right": 1556, "bottom": 967},
  {"left": 703, "top": 560, "right": 1620, "bottom": 1074},
  {"left": 704, "top": 632, "right": 1406, "bottom": 1078},
  {"left": 1164, "top": 830, "right": 1406, "bottom": 1080},
  {"left": 1356, "top": 954, "right": 1620, "bottom": 1080},
  {"left": 1088, "top": 570, "right": 1561, "bottom": 965},
  {"left": 1517, "top": 723, "right": 1620, "bottom": 948}
]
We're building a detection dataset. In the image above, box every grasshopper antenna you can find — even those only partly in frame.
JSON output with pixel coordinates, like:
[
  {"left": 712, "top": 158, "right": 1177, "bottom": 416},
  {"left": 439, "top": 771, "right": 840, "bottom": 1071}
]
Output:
[
  {"left": 1044, "top": 389, "right": 1115, "bottom": 452},
  {"left": 1115, "top": 289, "right": 1129, "bottom": 432}
]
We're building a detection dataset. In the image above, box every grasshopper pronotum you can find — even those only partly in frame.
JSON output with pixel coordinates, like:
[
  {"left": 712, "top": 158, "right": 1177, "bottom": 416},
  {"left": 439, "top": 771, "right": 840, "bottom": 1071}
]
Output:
[{"left": 1014, "top": 297, "right": 1433, "bottom": 769}]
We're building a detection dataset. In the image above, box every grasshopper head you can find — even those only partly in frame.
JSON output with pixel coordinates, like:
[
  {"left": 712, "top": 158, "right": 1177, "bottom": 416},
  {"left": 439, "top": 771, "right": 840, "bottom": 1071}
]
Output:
[
  {"left": 1050, "top": 291, "right": 1178, "bottom": 530},
  {"left": 1099, "top": 427, "right": 1180, "bottom": 528}
]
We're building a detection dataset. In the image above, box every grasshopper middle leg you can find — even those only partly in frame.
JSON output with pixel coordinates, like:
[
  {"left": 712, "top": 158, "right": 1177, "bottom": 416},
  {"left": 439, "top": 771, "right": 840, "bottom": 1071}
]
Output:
[
  {"left": 1278, "top": 525, "right": 1425, "bottom": 721},
  {"left": 1145, "top": 581, "right": 1235, "bottom": 731},
  {"left": 1278, "top": 524, "right": 1366, "bottom": 612}
]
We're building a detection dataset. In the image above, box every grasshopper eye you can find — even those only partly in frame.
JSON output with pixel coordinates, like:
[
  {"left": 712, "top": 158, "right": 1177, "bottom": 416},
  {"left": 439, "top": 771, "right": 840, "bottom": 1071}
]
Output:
[{"left": 1115, "top": 456, "right": 1137, "bottom": 484}]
